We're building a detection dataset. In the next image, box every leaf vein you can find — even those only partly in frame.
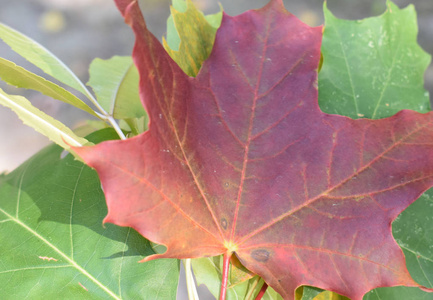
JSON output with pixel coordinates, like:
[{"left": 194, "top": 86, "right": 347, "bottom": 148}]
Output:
[
  {"left": 237, "top": 119, "right": 433, "bottom": 245},
  {"left": 0, "top": 208, "right": 121, "bottom": 299}
]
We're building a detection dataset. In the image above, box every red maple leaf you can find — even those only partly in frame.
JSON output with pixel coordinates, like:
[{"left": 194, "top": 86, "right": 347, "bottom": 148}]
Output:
[{"left": 74, "top": 0, "right": 433, "bottom": 298}]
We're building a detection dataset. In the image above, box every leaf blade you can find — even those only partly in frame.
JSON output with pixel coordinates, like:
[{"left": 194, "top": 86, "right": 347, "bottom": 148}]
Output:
[
  {"left": 0, "top": 88, "right": 89, "bottom": 152},
  {"left": 393, "top": 190, "right": 433, "bottom": 289},
  {"left": 87, "top": 56, "right": 146, "bottom": 120},
  {"left": 319, "top": 1, "right": 431, "bottom": 119},
  {"left": 0, "top": 132, "right": 180, "bottom": 299},
  {"left": 0, "top": 57, "right": 99, "bottom": 117},
  {"left": 162, "top": 0, "right": 222, "bottom": 77},
  {"left": 0, "top": 206, "right": 122, "bottom": 299},
  {"left": 0, "top": 22, "right": 91, "bottom": 97},
  {"left": 78, "top": 1, "right": 433, "bottom": 299}
]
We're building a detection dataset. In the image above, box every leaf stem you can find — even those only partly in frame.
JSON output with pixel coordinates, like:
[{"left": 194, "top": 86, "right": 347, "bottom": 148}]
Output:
[
  {"left": 107, "top": 115, "right": 127, "bottom": 140},
  {"left": 41, "top": 54, "right": 127, "bottom": 139},
  {"left": 219, "top": 252, "right": 232, "bottom": 300},
  {"left": 73, "top": 78, "right": 126, "bottom": 140},
  {"left": 184, "top": 259, "right": 199, "bottom": 300},
  {"left": 28, "top": 39, "right": 126, "bottom": 140},
  {"left": 59, "top": 70, "right": 127, "bottom": 139},
  {"left": 254, "top": 282, "right": 268, "bottom": 300}
]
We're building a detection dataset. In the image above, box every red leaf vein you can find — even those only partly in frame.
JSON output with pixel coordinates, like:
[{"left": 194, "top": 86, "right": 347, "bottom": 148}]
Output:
[
  {"left": 237, "top": 118, "right": 433, "bottom": 246},
  {"left": 108, "top": 160, "right": 223, "bottom": 241},
  {"left": 230, "top": 18, "right": 272, "bottom": 241}
]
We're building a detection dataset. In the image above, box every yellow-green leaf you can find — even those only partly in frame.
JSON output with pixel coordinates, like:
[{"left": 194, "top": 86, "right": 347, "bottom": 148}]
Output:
[
  {"left": 0, "top": 57, "right": 99, "bottom": 118},
  {"left": 0, "top": 23, "right": 91, "bottom": 97},
  {"left": 163, "top": 0, "right": 222, "bottom": 77},
  {"left": 0, "top": 88, "right": 90, "bottom": 155}
]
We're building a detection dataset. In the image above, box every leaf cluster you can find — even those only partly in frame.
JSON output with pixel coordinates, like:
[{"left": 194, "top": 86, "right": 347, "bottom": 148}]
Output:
[{"left": 0, "top": 0, "right": 432, "bottom": 299}]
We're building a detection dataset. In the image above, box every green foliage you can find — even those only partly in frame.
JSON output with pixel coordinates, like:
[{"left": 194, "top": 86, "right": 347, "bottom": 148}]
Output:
[
  {"left": 0, "top": 57, "right": 98, "bottom": 117},
  {"left": 0, "top": 88, "right": 89, "bottom": 153},
  {"left": 165, "top": 0, "right": 188, "bottom": 50},
  {"left": 191, "top": 256, "right": 257, "bottom": 299},
  {"left": 364, "top": 286, "right": 433, "bottom": 300},
  {"left": 163, "top": 0, "right": 222, "bottom": 76},
  {"left": 317, "top": 2, "right": 433, "bottom": 298},
  {"left": 393, "top": 191, "right": 433, "bottom": 288},
  {"left": 0, "top": 129, "right": 179, "bottom": 299},
  {"left": 319, "top": 1, "right": 431, "bottom": 119},
  {"left": 88, "top": 56, "right": 146, "bottom": 120},
  {"left": 0, "top": 0, "right": 432, "bottom": 299},
  {"left": 0, "top": 23, "right": 91, "bottom": 98}
]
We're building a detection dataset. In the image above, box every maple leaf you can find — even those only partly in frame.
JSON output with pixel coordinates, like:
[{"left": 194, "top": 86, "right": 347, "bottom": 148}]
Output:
[{"left": 74, "top": 0, "right": 433, "bottom": 299}]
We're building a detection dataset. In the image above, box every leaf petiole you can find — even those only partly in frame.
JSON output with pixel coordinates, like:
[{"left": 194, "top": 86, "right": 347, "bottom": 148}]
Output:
[
  {"left": 70, "top": 78, "right": 126, "bottom": 140},
  {"left": 219, "top": 252, "right": 232, "bottom": 300}
]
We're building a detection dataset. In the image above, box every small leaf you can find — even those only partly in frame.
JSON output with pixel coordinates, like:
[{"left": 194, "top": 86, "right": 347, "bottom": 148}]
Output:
[
  {"left": 87, "top": 56, "right": 146, "bottom": 120},
  {"left": 163, "top": 0, "right": 222, "bottom": 76},
  {"left": 0, "top": 22, "right": 91, "bottom": 97},
  {"left": 0, "top": 57, "right": 99, "bottom": 117},
  {"left": 0, "top": 88, "right": 89, "bottom": 155},
  {"left": 0, "top": 133, "right": 180, "bottom": 299},
  {"left": 319, "top": 1, "right": 431, "bottom": 119}
]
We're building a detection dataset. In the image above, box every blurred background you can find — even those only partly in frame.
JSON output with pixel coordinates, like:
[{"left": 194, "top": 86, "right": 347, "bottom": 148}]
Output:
[
  {"left": 0, "top": 0, "right": 432, "bottom": 172},
  {"left": 0, "top": 0, "right": 431, "bottom": 298}
]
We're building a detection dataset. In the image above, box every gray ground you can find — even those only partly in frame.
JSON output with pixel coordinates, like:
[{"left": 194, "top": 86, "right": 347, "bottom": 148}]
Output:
[{"left": 0, "top": 0, "right": 432, "bottom": 298}]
